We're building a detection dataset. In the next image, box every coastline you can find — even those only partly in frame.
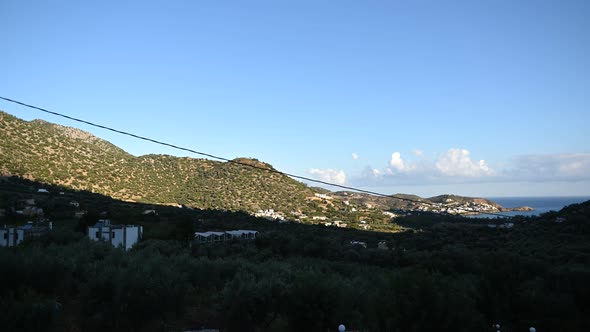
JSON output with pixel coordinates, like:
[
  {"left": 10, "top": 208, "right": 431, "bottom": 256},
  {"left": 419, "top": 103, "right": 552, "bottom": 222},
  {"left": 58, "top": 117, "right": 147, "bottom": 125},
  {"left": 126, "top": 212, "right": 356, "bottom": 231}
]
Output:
[{"left": 469, "top": 196, "right": 590, "bottom": 218}]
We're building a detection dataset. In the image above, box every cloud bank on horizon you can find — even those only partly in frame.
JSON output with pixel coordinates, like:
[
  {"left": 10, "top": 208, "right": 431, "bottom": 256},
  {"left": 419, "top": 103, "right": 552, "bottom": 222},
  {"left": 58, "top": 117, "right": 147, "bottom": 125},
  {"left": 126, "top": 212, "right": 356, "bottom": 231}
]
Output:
[{"left": 307, "top": 149, "right": 590, "bottom": 190}]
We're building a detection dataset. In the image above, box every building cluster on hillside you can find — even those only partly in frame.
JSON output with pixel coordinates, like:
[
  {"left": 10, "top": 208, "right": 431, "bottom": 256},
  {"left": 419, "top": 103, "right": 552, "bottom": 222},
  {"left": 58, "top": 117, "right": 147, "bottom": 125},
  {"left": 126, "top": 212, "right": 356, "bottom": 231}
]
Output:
[
  {"left": 359, "top": 220, "right": 370, "bottom": 230},
  {"left": 254, "top": 209, "right": 285, "bottom": 221},
  {"left": 413, "top": 201, "right": 500, "bottom": 215},
  {"left": 1, "top": 221, "right": 53, "bottom": 247},
  {"left": 87, "top": 219, "right": 143, "bottom": 250},
  {"left": 0, "top": 195, "right": 54, "bottom": 247},
  {"left": 11, "top": 198, "right": 45, "bottom": 218},
  {"left": 194, "top": 229, "right": 258, "bottom": 244},
  {"left": 382, "top": 211, "right": 399, "bottom": 218},
  {"left": 323, "top": 220, "right": 348, "bottom": 228}
]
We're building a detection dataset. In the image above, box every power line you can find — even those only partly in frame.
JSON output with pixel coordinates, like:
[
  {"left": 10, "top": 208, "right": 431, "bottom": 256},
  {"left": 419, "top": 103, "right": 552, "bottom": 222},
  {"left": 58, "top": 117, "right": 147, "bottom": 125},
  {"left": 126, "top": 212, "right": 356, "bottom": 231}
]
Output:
[
  {"left": 0, "top": 96, "right": 391, "bottom": 194},
  {"left": 0, "top": 95, "right": 511, "bottom": 218}
]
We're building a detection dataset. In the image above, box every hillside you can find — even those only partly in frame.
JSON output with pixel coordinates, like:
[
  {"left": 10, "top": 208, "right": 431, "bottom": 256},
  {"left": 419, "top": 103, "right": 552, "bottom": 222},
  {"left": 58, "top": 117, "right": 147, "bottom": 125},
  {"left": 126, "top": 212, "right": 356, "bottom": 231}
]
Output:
[
  {"left": 330, "top": 191, "right": 529, "bottom": 214},
  {"left": 428, "top": 194, "right": 497, "bottom": 206},
  {"left": 1, "top": 111, "right": 528, "bottom": 219},
  {"left": 0, "top": 111, "right": 315, "bottom": 213},
  {"left": 332, "top": 191, "right": 428, "bottom": 210}
]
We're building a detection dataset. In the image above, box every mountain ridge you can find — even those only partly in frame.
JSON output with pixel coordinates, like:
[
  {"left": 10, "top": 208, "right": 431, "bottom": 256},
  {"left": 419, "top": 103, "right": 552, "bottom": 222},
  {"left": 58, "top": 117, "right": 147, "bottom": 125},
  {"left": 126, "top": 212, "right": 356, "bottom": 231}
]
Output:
[
  {"left": 0, "top": 110, "right": 526, "bottom": 218},
  {"left": 0, "top": 111, "right": 314, "bottom": 213}
]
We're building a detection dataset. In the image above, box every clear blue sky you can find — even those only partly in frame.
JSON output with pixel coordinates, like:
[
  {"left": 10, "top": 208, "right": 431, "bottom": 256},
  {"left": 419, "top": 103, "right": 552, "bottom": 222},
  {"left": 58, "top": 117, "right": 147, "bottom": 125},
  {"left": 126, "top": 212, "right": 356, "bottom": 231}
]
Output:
[{"left": 1, "top": 0, "right": 589, "bottom": 197}]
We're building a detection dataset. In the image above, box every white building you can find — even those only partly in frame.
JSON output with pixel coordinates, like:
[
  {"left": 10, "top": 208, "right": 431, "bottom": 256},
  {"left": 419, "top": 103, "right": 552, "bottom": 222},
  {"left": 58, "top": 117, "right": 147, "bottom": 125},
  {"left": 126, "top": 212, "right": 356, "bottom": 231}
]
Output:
[
  {"left": 254, "top": 209, "right": 285, "bottom": 221},
  {"left": 0, "top": 222, "right": 52, "bottom": 247},
  {"left": 194, "top": 229, "right": 258, "bottom": 244},
  {"left": 194, "top": 231, "right": 226, "bottom": 243},
  {"left": 382, "top": 211, "right": 399, "bottom": 218},
  {"left": 225, "top": 230, "right": 258, "bottom": 240},
  {"left": 0, "top": 226, "right": 23, "bottom": 247},
  {"left": 88, "top": 220, "right": 143, "bottom": 250}
]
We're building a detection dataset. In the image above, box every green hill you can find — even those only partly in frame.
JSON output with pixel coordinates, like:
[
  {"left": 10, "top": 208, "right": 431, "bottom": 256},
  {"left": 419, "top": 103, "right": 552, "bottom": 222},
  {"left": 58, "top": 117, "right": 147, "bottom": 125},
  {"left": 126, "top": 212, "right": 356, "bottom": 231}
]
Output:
[
  {"left": 428, "top": 194, "right": 499, "bottom": 207},
  {"left": 0, "top": 111, "right": 314, "bottom": 213},
  {"left": 0, "top": 110, "right": 526, "bottom": 220}
]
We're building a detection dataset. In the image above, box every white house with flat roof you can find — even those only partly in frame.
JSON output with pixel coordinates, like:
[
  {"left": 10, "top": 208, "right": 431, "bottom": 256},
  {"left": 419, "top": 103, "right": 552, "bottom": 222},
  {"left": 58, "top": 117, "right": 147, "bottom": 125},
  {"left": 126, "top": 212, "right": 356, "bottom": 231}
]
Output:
[
  {"left": 194, "top": 231, "right": 226, "bottom": 243},
  {"left": 0, "top": 227, "right": 22, "bottom": 247},
  {"left": 225, "top": 230, "right": 258, "bottom": 240},
  {"left": 88, "top": 219, "right": 143, "bottom": 250},
  {"left": 194, "top": 229, "right": 258, "bottom": 244},
  {"left": 0, "top": 221, "right": 52, "bottom": 247}
]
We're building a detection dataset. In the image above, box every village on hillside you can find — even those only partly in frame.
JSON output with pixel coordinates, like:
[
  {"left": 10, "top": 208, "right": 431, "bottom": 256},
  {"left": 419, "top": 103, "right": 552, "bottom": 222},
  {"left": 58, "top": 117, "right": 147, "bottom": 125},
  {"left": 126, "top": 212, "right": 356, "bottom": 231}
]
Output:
[{"left": 0, "top": 177, "right": 551, "bottom": 252}]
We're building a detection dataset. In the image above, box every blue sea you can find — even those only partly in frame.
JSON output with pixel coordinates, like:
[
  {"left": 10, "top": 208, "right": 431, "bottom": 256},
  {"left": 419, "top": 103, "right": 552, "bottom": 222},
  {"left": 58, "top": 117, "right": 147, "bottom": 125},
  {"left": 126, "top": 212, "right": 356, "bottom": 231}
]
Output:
[{"left": 469, "top": 196, "right": 590, "bottom": 218}]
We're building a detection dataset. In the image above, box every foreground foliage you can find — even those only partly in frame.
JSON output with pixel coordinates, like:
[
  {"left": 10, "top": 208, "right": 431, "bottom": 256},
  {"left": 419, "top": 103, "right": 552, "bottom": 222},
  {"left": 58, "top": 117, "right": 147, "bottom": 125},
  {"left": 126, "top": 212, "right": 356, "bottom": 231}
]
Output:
[{"left": 1, "top": 202, "right": 589, "bottom": 331}]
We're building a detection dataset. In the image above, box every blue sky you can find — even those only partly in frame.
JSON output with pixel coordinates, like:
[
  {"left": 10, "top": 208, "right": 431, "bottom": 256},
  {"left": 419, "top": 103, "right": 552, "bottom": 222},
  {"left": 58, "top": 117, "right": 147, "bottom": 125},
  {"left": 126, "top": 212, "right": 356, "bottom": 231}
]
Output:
[{"left": 1, "top": 0, "right": 589, "bottom": 197}]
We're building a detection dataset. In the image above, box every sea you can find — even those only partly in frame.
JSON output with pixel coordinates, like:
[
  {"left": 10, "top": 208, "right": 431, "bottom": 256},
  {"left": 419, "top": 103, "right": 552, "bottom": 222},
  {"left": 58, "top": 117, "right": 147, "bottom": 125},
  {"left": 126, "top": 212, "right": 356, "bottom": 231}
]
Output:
[{"left": 468, "top": 196, "right": 590, "bottom": 218}]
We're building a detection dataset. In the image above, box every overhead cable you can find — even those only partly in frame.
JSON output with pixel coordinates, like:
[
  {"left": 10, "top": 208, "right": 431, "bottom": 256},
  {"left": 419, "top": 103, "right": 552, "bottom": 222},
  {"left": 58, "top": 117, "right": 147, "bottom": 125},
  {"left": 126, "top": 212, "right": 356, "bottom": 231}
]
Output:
[{"left": 0, "top": 95, "right": 511, "bottom": 218}]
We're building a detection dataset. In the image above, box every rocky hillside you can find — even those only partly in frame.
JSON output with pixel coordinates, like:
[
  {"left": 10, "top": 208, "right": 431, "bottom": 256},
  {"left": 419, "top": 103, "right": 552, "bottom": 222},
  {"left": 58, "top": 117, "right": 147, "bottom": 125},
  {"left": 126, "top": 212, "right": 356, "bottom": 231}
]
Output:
[
  {"left": 0, "top": 111, "right": 314, "bottom": 213},
  {"left": 332, "top": 191, "right": 429, "bottom": 210},
  {"left": 332, "top": 191, "right": 531, "bottom": 214},
  {"left": 0, "top": 111, "right": 527, "bottom": 218}
]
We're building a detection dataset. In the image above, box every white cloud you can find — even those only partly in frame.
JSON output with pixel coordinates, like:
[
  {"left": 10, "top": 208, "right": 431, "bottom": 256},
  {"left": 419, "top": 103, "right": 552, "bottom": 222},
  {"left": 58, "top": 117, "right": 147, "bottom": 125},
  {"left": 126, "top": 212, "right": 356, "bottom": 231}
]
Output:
[
  {"left": 435, "top": 148, "right": 495, "bottom": 177},
  {"left": 350, "top": 149, "right": 590, "bottom": 190},
  {"left": 308, "top": 168, "right": 347, "bottom": 185},
  {"left": 413, "top": 149, "right": 424, "bottom": 157},
  {"left": 351, "top": 153, "right": 359, "bottom": 160},
  {"left": 389, "top": 152, "right": 407, "bottom": 172},
  {"left": 351, "top": 148, "right": 497, "bottom": 187},
  {"left": 506, "top": 153, "right": 590, "bottom": 181}
]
